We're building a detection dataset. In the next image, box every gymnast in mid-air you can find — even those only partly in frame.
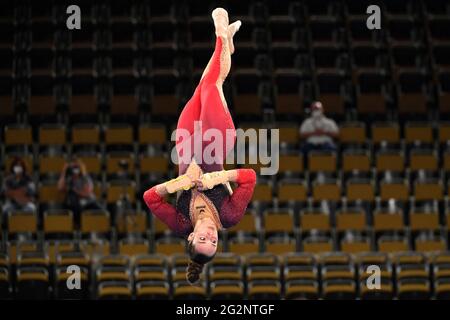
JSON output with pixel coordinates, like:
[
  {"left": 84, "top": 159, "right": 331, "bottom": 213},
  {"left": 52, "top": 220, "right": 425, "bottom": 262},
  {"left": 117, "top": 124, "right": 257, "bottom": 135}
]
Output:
[{"left": 143, "top": 8, "right": 256, "bottom": 284}]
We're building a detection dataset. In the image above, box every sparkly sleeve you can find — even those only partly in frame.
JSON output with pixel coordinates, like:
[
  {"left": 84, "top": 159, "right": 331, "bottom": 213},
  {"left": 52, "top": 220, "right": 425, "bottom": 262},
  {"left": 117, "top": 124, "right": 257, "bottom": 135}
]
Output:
[
  {"left": 219, "top": 169, "right": 256, "bottom": 228},
  {"left": 143, "top": 186, "right": 193, "bottom": 237}
]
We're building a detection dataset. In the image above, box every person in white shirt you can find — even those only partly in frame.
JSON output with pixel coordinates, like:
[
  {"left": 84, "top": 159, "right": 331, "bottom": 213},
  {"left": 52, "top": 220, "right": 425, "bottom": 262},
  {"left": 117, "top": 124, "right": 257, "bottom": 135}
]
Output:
[{"left": 300, "top": 101, "right": 339, "bottom": 156}]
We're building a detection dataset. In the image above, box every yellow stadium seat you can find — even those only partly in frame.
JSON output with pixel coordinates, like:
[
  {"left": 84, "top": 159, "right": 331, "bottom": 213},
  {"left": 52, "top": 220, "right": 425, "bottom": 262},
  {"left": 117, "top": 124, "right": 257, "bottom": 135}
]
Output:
[
  {"left": 300, "top": 211, "right": 331, "bottom": 232},
  {"left": 378, "top": 236, "right": 409, "bottom": 253},
  {"left": 373, "top": 210, "right": 404, "bottom": 232},
  {"left": 136, "top": 282, "right": 170, "bottom": 300},
  {"left": 265, "top": 237, "right": 297, "bottom": 255},
  {"left": 38, "top": 181, "right": 65, "bottom": 205},
  {"left": 79, "top": 240, "right": 111, "bottom": 258},
  {"left": 106, "top": 152, "right": 135, "bottom": 175},
  {"left": 16, "top": 267, "right": 50, "bottom": 299},
  {"left": 116, "top": 211, "right": 148, "bottom": 234},
  {"left": 98, "top": 282, "right": 133, "bottom": 300},
  {"left": 7, "top": 241, "right": 39, "bottom": 264},
  {"left": 106, "top": 181, "right": 136, "bottom": 204},
  {"left": 152, "top": 95, "right": 181, "bottom": 117},
  {"left": 285, "top": 280, "right": 319, "bottom": 299},
  {"left": 397, "top": 279, "right": 431, "bottom": 300},
  {"left": 340, "top": 239, "right": 371, "bottom": 254},
  {"left": 248, "top": 281, "right": 282, "bottom": 299},
  {"left": 8, "top": 211, "right": 37, "bottom": 236},
  {"left": 336, "top": 209, "right": 367, "bottom": 232},
  {"left": 140, "top": 155, "right": 169, "bottom": 176},
  {"left": 71, "top": 124, "right": 100, "bottom": 146},
  {"left": 410, "top": 211, "right": 440, "bottom": 231},
  {"left": 229, "top": 237, "right": 260, "bottom": 255},
  {"left": 376, "top": 151, "right": 404, "bottom": 172},
  {"left": 312, "top": 182, "right": 341, "bottom": 202},
  {"left": 47, "top": 241, "right": 78, "bottom": 264},
  {"left": 339, "top": 122, "right": 366, "bottom": 144},
  {"left": 75, "top": 154, "right": 102, "bottom": 176},
  {"left": 414, "top": 181, "right": 443, "bottom": 201},
  {"left": 173, "top": 282, "right": 207, "bottom": 299},
  {"left": 210, "top": 282, "right": 245, "bottom": 299},
  {"left": 104, "top": 125, "right": 133, "bottom": 146},
  {"left": 278, "top": 126, "right": 300, "bottom": 146},
  {"left": 81, "top": 210, "right": 110, "bottom": 235},
  {"left": 251, "top": 183, "right": 273, "bottom": 203},
  {"left": 263, "top": 209, "right": 295, "bottom": 234},
  {"left": 43, "top": 210, "right": 74, "bottom": 237},
  {"left": 404, "top": 123, "right": 433, "bottom": 144},
  {"left": 39, "top": 155, "right": 66, "bottom": 176},
  {"left": 342, "top": 151, "right": 371, "bottom": 173},
  {"left": 278, "top": 180, "right": 307, "bottom": 203},
  {"left": 372, "top": 123, "right": 400, "bottom": 144},
  {"left": 227, "top": 211, "right": 257, "bottom": 235},
  {"left": 39, "top": 125, "right": 66, "bottom": 146},
  {"left": 302, "top": 238, "right": 333, "bottom": 253},
  {"left": 415, "top": 237, "right": 446, "bottom": 252},
  {"left": 308, "top": 152, "right": 336, "bottom": 173},
  {"left": 439, "top": 123, "right": 450, "bottom": 144},
  {"left": 380, "top": 181, "right": 409, "bottom": 201},
  {"left": 4, "top": 125, "right": 32, "bottom": 147},
  {"left": 110, "top": 95, "right": 138, "bottom": 116},
  {"left": 139, "top": 125, "right": 167, "bottom": 146},
  {"left": 346, "top": 180, "right": 375, "bottom": 202},
  {"left": 278, "top": 154, "right": 303, "bottom": 174},
  {"left": 118, "top": 239, "right": 150, "bottom": 256},
  {"left": 409, "top": 151, "right": 438, "bottom": 171},
  {"left": 155, "top": 238, "right": 186, "bottom": 255}
]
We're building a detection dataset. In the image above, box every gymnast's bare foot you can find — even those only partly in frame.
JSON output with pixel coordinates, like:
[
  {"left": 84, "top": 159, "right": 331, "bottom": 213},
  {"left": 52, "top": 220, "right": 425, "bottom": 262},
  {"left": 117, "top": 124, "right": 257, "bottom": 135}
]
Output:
[
  {"left": 212, "top": 8, "right": 229, "bottom": 38},
  {"left": 228, "top": 20, "right": 241, "bottom": 54}
]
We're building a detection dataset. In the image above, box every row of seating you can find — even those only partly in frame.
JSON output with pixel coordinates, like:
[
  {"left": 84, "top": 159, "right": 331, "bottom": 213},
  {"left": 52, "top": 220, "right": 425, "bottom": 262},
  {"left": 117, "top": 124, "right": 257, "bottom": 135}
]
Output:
[
  {"left": 2, "top": 208, "right": 450, "bottom": 251},
  {"left": 5, "top": 121, "right": 450, "bottom": 146},
  {"left": 1, "top": 251, "right": 450, "bottom": 299}
]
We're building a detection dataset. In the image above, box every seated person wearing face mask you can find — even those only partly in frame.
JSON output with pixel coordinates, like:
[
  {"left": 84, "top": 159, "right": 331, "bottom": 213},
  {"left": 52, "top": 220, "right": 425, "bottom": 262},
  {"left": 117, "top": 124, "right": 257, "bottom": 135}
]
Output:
[
  {"left": 2, "top": 158, "right": 37, "bottom": 215},
  {"left": 299, "top": 101, "right": 339, "bottom": 156},
  {"left": 57, "top": 159, "right": 102, "bottom": 224}
]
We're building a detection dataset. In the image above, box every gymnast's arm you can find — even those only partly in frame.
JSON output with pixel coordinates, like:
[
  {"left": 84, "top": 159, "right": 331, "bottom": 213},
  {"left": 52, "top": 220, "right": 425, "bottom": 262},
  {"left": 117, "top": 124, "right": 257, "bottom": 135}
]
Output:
[
  {"left": 219, "top": 168, "right": 257, "bottom": 228},
  {"left": 143, "top": 184, "right": 192, "bottom": 236}
]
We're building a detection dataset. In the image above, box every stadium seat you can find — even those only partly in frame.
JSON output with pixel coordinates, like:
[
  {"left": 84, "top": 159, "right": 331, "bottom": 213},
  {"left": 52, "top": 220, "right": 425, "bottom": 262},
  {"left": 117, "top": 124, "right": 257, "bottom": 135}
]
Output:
[
  {"left": 81, "top": 210, "right": 111, "bottom": 237},
  {"left": 7, "top": 211, "right": 37, "bottom": 239},
  {"left": 136, "top": 281, "right": 170, "bottom": 299},
  {"left": 43, "top": 209, "right": 74, "bottom": 239},
  {"left": 210, "top": 280, "right": 245, "bottom": 299},
  {"left": 248, "top": 280, "right": 282, "bottom": 300},
  {"left": 173, "top": 281, "right": 207, "bottom": 300},
  {"left": 155, "top": 237, "right": 186, "bottom": 255},
  {"left": 98, "top": 281, "right": 133, "bottom": 300},
  {"left": 263, "top": 209, "right": 295, "bottom": 235},
  {"left": 16, "top": 266, "right": 50, "bottom": 299},
  {"left": 118, "top": 238, "right": 150, "bottom": 256}
]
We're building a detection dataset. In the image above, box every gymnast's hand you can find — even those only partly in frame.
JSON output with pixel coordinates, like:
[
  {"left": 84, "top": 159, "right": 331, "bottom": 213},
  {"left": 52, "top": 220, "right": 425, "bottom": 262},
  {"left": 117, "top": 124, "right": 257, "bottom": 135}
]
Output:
[
  {"left": 164, "top": 174, "right": 196, "bottom": 194},
  {"left": 195, "top": 170, "right": 230, "bottom": 191}
]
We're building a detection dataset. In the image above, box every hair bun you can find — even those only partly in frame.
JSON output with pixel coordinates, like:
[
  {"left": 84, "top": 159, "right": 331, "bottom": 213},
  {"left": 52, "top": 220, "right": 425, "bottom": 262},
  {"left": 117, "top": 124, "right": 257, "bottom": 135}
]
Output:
[{"left": 186, "top": 261, "right": 204, "bottom": 284}]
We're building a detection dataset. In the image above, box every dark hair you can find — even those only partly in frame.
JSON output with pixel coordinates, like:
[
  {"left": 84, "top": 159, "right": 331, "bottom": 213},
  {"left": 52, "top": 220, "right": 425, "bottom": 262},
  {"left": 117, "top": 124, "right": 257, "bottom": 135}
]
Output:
[
  {"left": 186, "top": 240, "right": 215, "bottom": 285},
  {"left": 9, "top": 157, "right": 27, "bottom": 174}
]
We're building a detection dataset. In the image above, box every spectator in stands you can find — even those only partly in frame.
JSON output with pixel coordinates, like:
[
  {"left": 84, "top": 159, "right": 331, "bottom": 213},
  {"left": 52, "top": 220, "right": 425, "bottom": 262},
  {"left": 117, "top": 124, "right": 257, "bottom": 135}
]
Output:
[
  {"left": 2, "top": 158, "right": 36, "bottom": 216},
  {"left": 58, "top": 158, "right": 102, "bottom": 224},
  {"left": 300, "top": 101, "right": 339, "bottom": 156}
]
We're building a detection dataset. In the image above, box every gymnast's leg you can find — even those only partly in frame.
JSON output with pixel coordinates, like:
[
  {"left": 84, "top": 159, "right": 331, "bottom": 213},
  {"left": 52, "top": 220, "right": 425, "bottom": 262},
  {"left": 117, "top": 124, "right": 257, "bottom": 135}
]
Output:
[{"left": 198, "top": 8, "right": 241, "bottom": 172}]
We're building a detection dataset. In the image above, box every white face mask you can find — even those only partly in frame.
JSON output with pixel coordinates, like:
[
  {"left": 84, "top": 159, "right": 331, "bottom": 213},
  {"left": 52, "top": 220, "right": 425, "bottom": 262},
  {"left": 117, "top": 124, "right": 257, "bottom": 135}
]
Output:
[
  {"left": 72, "top": 167, "right": 81, "bottom": 175},
  {"left": 13, "top": 165, "right": 23, "bottom": 175}
]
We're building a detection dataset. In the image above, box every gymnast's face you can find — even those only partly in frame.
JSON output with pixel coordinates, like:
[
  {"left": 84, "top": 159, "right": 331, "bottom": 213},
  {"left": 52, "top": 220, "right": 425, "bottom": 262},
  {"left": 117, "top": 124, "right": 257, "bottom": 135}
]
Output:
[{"left": 188, "top": 200, "right": 219, "bottom": 257}]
